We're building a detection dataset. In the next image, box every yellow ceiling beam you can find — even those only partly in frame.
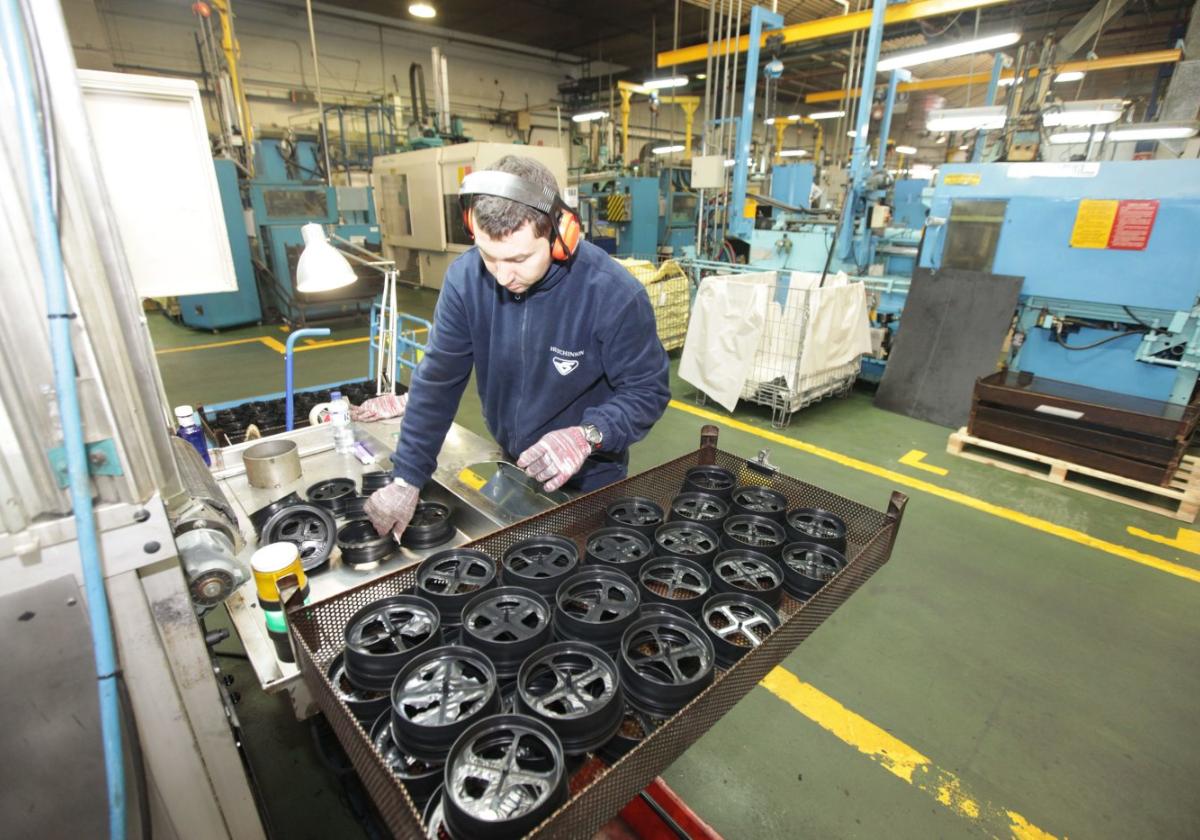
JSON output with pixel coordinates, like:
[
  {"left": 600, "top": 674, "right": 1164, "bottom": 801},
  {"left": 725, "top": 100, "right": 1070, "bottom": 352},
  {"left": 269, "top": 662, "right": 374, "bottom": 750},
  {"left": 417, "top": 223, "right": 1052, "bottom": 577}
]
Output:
[
  {"left": 656, "top": 0, "right": 1010, "bottom": 68},
  {"left": 803, "top": 48, "right": 1183, "bottom": 103}
]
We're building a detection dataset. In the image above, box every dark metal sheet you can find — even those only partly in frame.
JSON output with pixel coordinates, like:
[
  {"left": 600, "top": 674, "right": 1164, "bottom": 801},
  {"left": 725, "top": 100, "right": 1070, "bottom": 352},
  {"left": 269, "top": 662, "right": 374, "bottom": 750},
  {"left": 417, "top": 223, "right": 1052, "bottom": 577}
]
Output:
[
  {"left": 0, "top": 575, "right": 106, "bottom": 836},
  {"left": 875, "top": 267, "right": 1024, "bottom": 428}
]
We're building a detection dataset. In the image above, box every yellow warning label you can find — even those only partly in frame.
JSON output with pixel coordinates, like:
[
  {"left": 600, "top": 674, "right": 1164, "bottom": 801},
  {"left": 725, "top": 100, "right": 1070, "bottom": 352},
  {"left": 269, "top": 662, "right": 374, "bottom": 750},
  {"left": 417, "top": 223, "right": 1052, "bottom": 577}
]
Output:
[
  {"left": 1070, "top": 199, "right": 1119, "bottom": 248},
  {"left": 742, "top": 198, "right": 758, "bottom": 219},
  {"left": 943, "top": 173, "right": 981, "bottom": 186}
]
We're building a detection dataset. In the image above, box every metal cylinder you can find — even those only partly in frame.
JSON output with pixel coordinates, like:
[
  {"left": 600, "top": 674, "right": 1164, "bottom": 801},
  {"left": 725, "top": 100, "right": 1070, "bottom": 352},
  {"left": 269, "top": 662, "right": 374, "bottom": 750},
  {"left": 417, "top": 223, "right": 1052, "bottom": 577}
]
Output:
[{"left": 243, "top": 439, "right": 301, "bottom": 489}]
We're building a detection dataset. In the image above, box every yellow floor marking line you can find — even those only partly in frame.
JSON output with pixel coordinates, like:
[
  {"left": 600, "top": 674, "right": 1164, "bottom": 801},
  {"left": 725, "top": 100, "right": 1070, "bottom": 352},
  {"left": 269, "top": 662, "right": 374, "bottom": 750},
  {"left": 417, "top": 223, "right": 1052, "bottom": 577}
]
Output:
[
  {"left": 259, "top": 336, "right": 288, "bottom": 354},
  {"left": 668, "top": 400, "right": 1200, "bottom": 584},
  {"left": 154, "top": 336, "right": 273, "bottom": 355},
  {"left": 760, "top": 667, "right": 1057, "bottom": 840},
  {"left": 899, "top": 448, "right": 949, "bottom": 476},
  {"left": 292, "top": 336, "right": 372, "bottom": 352},
  {"left": 1127, "top": 525, "right": 1200, "bottom": 555}
]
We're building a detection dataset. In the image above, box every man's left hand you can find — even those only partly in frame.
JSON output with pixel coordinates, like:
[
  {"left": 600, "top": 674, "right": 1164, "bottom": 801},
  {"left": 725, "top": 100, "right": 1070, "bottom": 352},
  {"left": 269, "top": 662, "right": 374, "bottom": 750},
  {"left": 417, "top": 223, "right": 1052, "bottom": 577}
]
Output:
[{"left": 516, "top": 427, "right": 592, "bottom": 492}]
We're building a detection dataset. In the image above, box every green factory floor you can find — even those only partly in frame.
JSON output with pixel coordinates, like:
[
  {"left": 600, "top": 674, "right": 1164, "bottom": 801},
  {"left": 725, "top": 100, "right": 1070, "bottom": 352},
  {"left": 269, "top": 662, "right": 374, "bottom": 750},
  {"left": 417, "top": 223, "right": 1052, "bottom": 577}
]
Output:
[{"left": 151, "top": 293, "right": 1200, "bottom": 840}]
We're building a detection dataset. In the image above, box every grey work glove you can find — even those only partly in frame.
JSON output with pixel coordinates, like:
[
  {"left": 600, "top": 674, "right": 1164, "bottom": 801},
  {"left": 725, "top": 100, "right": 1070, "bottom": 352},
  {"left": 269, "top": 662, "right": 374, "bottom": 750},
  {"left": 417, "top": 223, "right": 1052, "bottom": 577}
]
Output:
[
  {"left": 363, "top": 478, "right": 419, "bottom": 542},
  {"left": 349, "top": 392, "right": 408, "bottom": 423}
]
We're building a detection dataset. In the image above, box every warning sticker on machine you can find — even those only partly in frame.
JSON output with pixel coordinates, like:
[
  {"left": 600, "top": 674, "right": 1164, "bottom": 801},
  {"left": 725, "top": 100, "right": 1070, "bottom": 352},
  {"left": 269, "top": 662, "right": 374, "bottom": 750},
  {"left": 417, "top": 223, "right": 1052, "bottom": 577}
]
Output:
[
  {"left": 942, "top": 173, "right": 981, "bottom": 185},
  {"left": 1107, "top": 199, "right": 1159, "bottom": 250},
  {"left": 1069, "top": 199, "right": 1119, "bottom": 248},
  {"left": 1069, "top": 198, "right": 1159, "bottom": 250}
]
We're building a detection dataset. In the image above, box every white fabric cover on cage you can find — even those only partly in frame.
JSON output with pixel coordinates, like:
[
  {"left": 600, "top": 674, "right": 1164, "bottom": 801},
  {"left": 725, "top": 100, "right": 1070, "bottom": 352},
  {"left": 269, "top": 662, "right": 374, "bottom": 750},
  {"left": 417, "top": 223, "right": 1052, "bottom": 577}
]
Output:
[
  {"left": 790, "top": 271, "right": 873, "bottom": 380},
  {"left": 679, "top": 272, "right": 775, "bottom": 412}
]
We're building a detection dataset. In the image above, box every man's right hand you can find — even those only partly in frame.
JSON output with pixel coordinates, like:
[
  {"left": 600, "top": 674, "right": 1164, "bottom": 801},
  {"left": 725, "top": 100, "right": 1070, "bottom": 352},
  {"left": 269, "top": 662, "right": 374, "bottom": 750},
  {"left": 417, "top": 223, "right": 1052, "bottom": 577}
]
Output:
[
  {"left": 350, "top": 393, "right": 408, "bottom": 422},
  {"left": 363, "top": 478, "right": 419, "bottom": 542}
]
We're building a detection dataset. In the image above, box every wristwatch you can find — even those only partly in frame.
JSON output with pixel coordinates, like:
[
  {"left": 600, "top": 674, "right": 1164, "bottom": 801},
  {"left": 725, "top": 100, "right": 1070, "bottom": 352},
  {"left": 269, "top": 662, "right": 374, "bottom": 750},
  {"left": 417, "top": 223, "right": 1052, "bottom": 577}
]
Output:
[{"left": 581, "top": 423, "right": 603, "bottom": 451}]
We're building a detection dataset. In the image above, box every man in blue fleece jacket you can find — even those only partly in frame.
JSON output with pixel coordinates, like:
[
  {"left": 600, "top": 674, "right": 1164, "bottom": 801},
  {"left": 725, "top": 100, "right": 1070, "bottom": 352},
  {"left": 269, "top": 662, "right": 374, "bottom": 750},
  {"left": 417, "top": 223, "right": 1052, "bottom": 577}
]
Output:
[{"left": 360, "top": 155, "right": 670, "bottom": 542}]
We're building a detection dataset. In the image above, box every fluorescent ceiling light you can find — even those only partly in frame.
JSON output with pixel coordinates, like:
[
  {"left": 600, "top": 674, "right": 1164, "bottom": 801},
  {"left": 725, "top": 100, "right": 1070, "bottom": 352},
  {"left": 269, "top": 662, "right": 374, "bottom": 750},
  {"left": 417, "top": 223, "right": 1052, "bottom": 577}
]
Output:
[
  {"left": 958, "top": 144, "right": 971, "bottom": 150},
  {"left": 935, "top": 134, "right": 946, "bottom": 144},
  {"left": 724, "top": 159, "right": 736, "bottom": 166},
  {"left": 786, "top": 114, "right": 802, "bottom": 121},
  {"left": 296, "top": 223, "right": 356, "bottom": 292},
  {"left": 572, "top": 110, "right": 608, "bottom": 123},
  {"left": 779, "top": 149, "right": 809, "bottom": 157},
  {"left": 1041, "top": 99, "right": 1123, "bottom": 127},
  {"left": 764, "top": 117, "right": 777, "bottom": 125},
  {"left": 408, "top": 2, "right": 436, "bottom": 18},
  {"left": 809, "top": 110, "right": 846, "bottom": 120},
  {"left": 652, "top": 144, "right": 686, "bottom": 154},
  {"left": 1054, "top": 70, "right": 1085, "bottom": 83},
  {"left": 1047, "top": 131, "right": 1096, "bottom": 144},
  {"left": 847, "top": 129, "right": 857, "bottom": 137},
  {"left": 1108, "top": 121, "right": 1199, "bottom": 141},
  {"left": 877, "top": 32, "right": 1021, "bottom": 72},
  {"left": 696, "top": 73, "right": 707, "bottom": 80},
  {"left": 927, "top": 105, "right": 1007, "bottom": 132},
  {"left": 643, "top": 76, "right": 688, "bottom": 90},
  {"left": 895, "top": 144, "right": 918, "bottom": 154}
]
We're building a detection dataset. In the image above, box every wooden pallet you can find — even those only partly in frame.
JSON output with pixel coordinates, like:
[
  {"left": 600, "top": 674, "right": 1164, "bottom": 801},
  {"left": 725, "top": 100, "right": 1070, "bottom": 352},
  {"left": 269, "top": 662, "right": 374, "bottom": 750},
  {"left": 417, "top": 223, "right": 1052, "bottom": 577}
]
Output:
[{"left": 946, "top": 427, "right": 1200, "bottom": 522}]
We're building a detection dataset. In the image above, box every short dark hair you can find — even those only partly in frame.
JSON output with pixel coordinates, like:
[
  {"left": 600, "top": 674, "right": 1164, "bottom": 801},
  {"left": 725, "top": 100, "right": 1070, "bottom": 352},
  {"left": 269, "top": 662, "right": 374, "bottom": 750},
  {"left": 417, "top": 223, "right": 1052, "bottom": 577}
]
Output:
[{"left": 469, "top": 155, "right": 558, "bottom": 240}]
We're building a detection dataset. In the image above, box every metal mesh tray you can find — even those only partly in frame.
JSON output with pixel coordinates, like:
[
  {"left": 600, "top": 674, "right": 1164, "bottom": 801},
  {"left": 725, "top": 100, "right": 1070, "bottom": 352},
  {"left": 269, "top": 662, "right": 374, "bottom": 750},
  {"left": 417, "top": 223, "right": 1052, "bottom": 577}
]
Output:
[{"left": 287, "top": 444, "right": 908, "bottom": 838}]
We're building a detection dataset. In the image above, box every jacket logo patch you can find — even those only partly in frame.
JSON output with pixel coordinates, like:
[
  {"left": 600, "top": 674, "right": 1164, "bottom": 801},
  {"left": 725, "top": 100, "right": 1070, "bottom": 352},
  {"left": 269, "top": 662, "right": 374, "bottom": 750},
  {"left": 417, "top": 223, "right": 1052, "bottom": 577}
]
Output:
[{"left": 553, "top": 357, "right": 579, "bottom": 376}]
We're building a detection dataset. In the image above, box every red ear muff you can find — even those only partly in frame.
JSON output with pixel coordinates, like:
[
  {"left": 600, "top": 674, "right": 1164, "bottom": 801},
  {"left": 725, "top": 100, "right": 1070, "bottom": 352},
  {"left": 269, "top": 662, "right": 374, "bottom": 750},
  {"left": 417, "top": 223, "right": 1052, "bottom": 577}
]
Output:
[
  {"left": 551, "top": 210, "right": 581, "bottom": 261},
  {"left": 461, "top": 203, "right": 474, "bottom": 239}
]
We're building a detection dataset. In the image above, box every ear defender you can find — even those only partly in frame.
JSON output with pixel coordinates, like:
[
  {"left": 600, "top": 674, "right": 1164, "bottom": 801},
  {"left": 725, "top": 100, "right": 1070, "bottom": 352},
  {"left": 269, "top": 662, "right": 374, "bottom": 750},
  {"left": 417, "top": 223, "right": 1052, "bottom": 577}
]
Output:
[{"left": 552, "top": 209, "right": 581, "bottom": 261}]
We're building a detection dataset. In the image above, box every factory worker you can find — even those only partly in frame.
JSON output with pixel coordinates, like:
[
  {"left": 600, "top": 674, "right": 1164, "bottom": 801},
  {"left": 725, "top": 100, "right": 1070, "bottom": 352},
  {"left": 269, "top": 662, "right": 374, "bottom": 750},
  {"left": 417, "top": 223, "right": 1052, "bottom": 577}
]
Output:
[{"left": 355, "top": 155, "right": 670, "bottom": 542}]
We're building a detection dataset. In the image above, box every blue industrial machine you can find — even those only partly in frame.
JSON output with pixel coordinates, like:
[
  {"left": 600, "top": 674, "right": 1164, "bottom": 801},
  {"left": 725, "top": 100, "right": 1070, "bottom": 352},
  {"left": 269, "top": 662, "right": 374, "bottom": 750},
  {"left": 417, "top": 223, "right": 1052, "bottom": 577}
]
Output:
[
  {"left": 576, "top": 174, "right": 659, "bottom": 258},
  {"left": 921, "top": 160, "right": 1200, "bottom": 405},
  {"left": 179, "top": 159, "right": 262, "bottom": 330},
  {"left": 891, "top": 178, "right": 930, "bottom": 230},
  {"left": 769, "top": 163, "right": 815, "bottom": 209},
  {"left": 658, "top": 166, "right": 698, "bottom": 257},
  {"left": 249, "top": 136, "right": 382, "bottom": 325}
]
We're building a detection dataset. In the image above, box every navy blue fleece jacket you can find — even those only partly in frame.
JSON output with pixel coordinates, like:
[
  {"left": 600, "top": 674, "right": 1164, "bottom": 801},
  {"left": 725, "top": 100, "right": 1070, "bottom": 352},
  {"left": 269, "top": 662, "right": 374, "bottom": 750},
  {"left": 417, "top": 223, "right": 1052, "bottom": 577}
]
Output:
[{"left": 390, "top": 239, "right": 671, "bottom": 491}]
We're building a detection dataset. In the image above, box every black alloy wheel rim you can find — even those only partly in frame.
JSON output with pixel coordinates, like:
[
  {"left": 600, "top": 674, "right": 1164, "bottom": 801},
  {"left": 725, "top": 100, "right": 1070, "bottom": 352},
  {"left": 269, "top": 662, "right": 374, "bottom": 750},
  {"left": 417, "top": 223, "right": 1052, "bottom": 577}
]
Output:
[
  {"left": 441, "top": 714, "right": 568, "bottom": 840},
  {"left": 553, "top": 567, "right": 640, "bottom": 654},
  {"left": 327, "top": 652, "right": 388, "bottom": 724},
  {"left": 720, "top": 514, "right": 787, "bottom": 559},
  {"left": 423, "top": 785, "right": 448, "bottom": 839},
  {"left": 701, "top": 592, "right": 781, "bottom": 668},
  {"left": 639, "top": 602, "right": 701, "bottom": 626},
  {"left": 361, "top": 470, "right": 392, "bottom": 495},
  {"left": 416, "top": 549, "right": 498, "bottom": 626},
  {"left": 729, "top": 485, "right": 789, "bottom": 523},
  {"left": 261, "top": 502, "right": 337, "bottom": 571},
  {"left": 249, "top": 491, "right": 302, "bottom": 539},
  {"left": 638, "top": 557, "right": 711, "bottom": 616},
  {"left": 306, "top": 477, "right": 358, "bottom": 510},
  {"left": 681, "top": 465, "right": 736, "bottom": 500},
  {"left": 598, "top": 703, "right": 657, "bottom": 764},
  {"left": 653, "top": 521, "right": 720, "bottom": 567},
  {"left": 390, "top": 645, "right": 501, "bottom": 762},
  {"left": 785, "top": 507, "right": 848, "bottom": 553},
  {"left": 402, "top": 501, "right": 456, "bottom": 549},
  {"left": 668, "top": 492, "right": 730, "bottom": 527},
  {"left": 711, "top": 550, "right": 785, "bottom": 606},
  {"left": 604, "top": 497, "right": 665, "bottom": 538},
  {"left": 342, "top": 595, "right": 442, "bottom": 692},
  {"left": 781, "top": 541, "right": 848, "bottom": 597},
  {"left": 618, "top": 615, "right": 715, "bottom": 718},
  {"left": 583, "top": 527, "right": 653, "bottom": 575},
  {"left": 369, "top": 710, "right": 443, "bottom": 804},
  {"left": 460, "top": 587, "right": 553, "bottom": 682},
  {"left": 335, "top": 495, "right": 368, "bottom": 520},
  {"left": 500, "top": 535, "right": 579, "bottom": 596},
  {"left": 336, "top": 519, "right": 395, "bottom": 568},
  {"left": 515, "top": 641, "right": 624, "bottom": 756}
]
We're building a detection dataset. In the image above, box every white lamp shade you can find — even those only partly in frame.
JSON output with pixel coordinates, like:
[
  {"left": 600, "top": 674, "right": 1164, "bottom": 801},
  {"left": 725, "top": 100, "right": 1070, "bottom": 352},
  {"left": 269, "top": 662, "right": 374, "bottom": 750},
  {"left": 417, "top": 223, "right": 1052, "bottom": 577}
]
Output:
[{"left": 296, "top": 223, "right": 356, "bottom": 292}]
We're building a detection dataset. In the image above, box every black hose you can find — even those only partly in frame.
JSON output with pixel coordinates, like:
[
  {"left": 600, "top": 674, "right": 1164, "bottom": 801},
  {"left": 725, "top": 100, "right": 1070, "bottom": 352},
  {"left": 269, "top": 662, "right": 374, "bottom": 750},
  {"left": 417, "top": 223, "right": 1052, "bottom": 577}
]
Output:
[{"left": 1054, "top": 327, "right": 1148, "bottom": 351}]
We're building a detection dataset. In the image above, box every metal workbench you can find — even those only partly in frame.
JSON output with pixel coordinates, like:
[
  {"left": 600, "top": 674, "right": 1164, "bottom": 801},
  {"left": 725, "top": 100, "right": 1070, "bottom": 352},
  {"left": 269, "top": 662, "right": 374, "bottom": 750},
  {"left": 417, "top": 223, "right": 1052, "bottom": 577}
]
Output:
[{"left": 214, "top": 417, "right": 564, "bottom": 716}]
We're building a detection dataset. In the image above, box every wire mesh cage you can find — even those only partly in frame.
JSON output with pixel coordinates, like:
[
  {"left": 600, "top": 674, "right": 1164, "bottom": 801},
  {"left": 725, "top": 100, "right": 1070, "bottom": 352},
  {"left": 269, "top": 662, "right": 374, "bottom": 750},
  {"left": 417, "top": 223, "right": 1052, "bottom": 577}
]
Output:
[
  {"left": 682, "top": 260, "right": 865, "bottom": 429},
  {"left": 284, "top": 442, "right": 907, "bottom": 838},
  {"left": 615, "top": 258, "right": 692, "bottom": 352}
]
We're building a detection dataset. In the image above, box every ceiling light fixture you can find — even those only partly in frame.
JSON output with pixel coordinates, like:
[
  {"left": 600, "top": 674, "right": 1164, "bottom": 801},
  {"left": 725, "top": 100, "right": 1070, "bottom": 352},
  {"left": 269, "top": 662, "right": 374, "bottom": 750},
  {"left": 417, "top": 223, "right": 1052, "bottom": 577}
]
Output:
[
  {"left": 927, "top": 105, "right": 1007, "bottom": 132},
  {"left": 895, "top": 144, "right": 918, "bottom": 154},
  {"left": 809, "top": 110, "right": 846, "bottom": 120},
  {"left": 1041, "top": 99, "right": 1124, "bottom": 127},
  {"left": 779, "top": 149, "right": 809, "bottom": 157},
  {"left": 1108, "top": 120, "right": 1199, "bottom": 141},
  {"left": 877, "top": 32, "right": 1021, "bottom": 72},
  {"left": 408, "top": 2, "right": 437, "bottom": 19},
  {"left": 1054, "top": 70, "right": 1085, "bottom": 83},
  {"left": 696, "top": 73, "right": 707, "bottom": 80},
  {"left": 642, "top": 76, "right": 689, "bottom": 90},
  {"left": 652, "top": 144, "right": 686, "bottom": 154},
  {"left": 572, "top": 110, "right": 608, "bottom": 123}
]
